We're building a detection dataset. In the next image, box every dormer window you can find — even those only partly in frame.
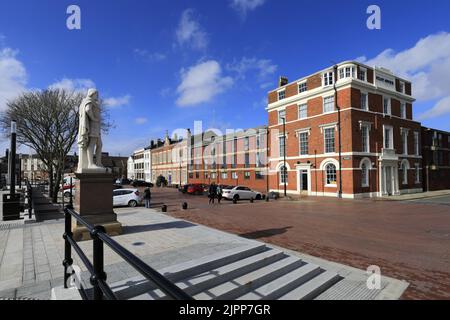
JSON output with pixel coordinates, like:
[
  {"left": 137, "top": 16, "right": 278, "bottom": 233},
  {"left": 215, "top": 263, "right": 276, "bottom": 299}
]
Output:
[
  {"left": 323, "top": 71, "right": 334, "bottom": 86},
  {"left": 338, "top": 65, "right": 356, "bottom": 80},
  {"left": 358, "top": 68, "right": 367, "bottom": 81},
  {"left": 298, "top": 81, "right": 307, "bottom": 93},
  {"left": 278, "top": 90, "right": 286, "bottom": 100}
]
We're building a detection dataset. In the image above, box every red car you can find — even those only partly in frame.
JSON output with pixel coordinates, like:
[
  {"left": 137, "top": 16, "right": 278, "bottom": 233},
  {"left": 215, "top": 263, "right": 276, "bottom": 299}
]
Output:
[{"left": 186, "top": 184, "right": 204, "bottom": 195}]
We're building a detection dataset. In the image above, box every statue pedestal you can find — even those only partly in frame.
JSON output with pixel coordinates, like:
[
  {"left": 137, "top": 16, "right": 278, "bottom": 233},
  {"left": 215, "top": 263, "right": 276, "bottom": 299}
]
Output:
[{"left": 72, "top": 172, "right": 122, "bottom": 241}]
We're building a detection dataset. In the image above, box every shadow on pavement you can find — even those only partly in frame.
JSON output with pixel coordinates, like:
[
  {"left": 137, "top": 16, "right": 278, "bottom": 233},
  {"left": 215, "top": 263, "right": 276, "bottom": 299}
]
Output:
[
  {"left": 239, "top": 226, "right": 293, "bottom": 239},
  {"left": 122, "top": 221, "right": 195, "bottom": 235}
]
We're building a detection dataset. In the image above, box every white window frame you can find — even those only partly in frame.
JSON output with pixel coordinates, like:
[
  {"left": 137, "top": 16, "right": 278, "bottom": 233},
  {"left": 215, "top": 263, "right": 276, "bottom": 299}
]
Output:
[
  {"left": 383, "top": 96, "right": 391, "bottom": 115},
  {"left": 279, "top": 165, "right": 288, "bottom": 185},
  {"left": 360, "top": 92, "right": 369, "bottom": 111},
  {"left": 399, "top": 81, "right": 405, "bottom": 94},
  {"left": 298, "top": 104, "right": 308, "bottom": 119},
  {"left": 400, "top": 102, "right": 407, "bottom": 119},
  {"left": 358, "top": 68, "right": 367, "bottom": 81},
  {"left": 278, "top": 109, "right": 286, "bottom": 124},
  {"left": 322, "top": 71, "right": 334, "bottom": 87},
  {"left": 415, "top": 163, "right": 420, "bottom": 184},
  {"left": 361, "top": 162, "right": 369, "bottom": 187},
  {"left": 324, "top": 163, "right": 337, "bottom": 187},
  {"left": 401, "top": 128, "right": 409, "bottom": 155},
  {"left": 323, "top": 127, "right": 336, "bottom": 154},
  {"left": 400, "top": 161, "right": 408, "bottom": 185},
  {"left": 298, "top": 81, "right": 307, "bottom": 93},
  {"left": 279, "top": 135, "right": 286, "bottom": 157},
  {"left": 323, "top": 95, "right": 334, "bottom": 113},
  {"left": 231, "top": 171, "right": 238, "bottom": 180},
  {"left": 298, "top": 131, "right": 309, "bottom": 156},
  {"left": 414, "top": 132, "right": 419, "bottom": 156},
  {"left": 361, "top": 125, "right": 370, "bottom": 153},
  {"left": 278, "top": 90, "right": 285, "bottom": 101},
  {"left": 383, "top": 125, "right": 393, "bottom": 149}
]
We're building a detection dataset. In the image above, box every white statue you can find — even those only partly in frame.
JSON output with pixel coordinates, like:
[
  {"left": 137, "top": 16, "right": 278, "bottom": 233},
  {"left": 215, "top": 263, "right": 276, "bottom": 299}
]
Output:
[{"left": 77, "top": 88, "right": 105, "bottom": 173}]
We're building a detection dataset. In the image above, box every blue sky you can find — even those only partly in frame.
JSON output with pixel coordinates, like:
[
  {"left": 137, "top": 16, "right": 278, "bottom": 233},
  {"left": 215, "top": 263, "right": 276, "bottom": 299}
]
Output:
[{"left": 1, "top": 0, "right": 450, "bottom": 156}]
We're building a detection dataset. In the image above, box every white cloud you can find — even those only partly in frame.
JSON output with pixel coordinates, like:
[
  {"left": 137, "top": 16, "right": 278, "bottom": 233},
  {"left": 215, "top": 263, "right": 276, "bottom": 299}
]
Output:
[
  {"left": 49, "top": 78, "right": 95, "bottom": 93},
  {"left": 227, "top": 57, "right": 277, "bottom": 81},
  {"left": 176, "top": 60, "right": 233, "bottom": 107},
  {"left": 230, "top": 0, "right": 266, "bottom": 18},
  {"left": 135, "top": 117, "right": 148, "bottom": 125},
  {"left": 133, "top": 49, "right": 166, "bottom": 62},
  {"left": 103, "top": 95, "right": 131, "bottom": 108},
  {"left": 0, "top": 48, "right": 27, "bottom": 111},
  {"left": 359, "top": 32, "right": 450, "bottom": 120},
  {"left": 175, "top": 9, "right": 208, "bottom": 50}
]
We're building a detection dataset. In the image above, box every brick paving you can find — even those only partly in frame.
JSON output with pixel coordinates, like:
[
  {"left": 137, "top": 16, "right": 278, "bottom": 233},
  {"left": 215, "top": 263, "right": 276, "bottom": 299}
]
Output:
[{"left": 156, "top": 188, "right": 450, "bottom": 300}]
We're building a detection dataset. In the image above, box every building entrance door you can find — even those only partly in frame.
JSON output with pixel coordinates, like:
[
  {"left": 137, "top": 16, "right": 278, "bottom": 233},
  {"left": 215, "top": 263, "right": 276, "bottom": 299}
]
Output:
[{"left": 301, "top": 170, "right": 308, "bottom": 191}]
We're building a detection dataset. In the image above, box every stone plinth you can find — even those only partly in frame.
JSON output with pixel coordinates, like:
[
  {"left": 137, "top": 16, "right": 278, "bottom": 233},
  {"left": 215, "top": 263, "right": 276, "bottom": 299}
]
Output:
[{"left": 72, "top": 172, "right": 122, "bottom": 241}]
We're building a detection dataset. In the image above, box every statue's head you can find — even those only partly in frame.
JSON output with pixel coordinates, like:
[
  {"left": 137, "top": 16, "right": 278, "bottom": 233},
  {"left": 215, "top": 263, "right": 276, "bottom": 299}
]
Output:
[{"left": 86, "top": 88, "right": 99, "bottom": 101}]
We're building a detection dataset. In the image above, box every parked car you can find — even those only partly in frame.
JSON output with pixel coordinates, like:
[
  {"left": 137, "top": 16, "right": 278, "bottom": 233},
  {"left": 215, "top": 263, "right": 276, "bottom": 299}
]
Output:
[
  {"left": 222, "top": 186, "right": 263, "bottom": 201},
  {"left": 63, "top": 187, "right": 76, "bottom": 198},
  {"left": 113, "top": 184, "right": 123, "bottom": 190},
  {"left": 179, "top": 184, "right": 189, "bottom": 193},
  {"left": 113, "top": 188, "right": 142, "bottom": 207},
  {"left": 115, "top": 178, "right": 131, "bottom": 185},
  {"left": 186, "top": 184, "right": 204, "bottom": 195},
  {"left": 131, "top": 180, "right": 154, "bottom": 188}
]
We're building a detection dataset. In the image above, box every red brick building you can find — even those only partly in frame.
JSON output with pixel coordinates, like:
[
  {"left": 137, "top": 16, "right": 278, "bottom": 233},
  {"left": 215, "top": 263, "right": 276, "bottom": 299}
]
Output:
[
  {"left": 421, "top": 127, "right": 450, "bottom": 191},
  {"left": 187, "top": 127, "right": 269, "bottom": 193},
  {"left": 267, "top": 61, "right": 423, "bottom": 198}
]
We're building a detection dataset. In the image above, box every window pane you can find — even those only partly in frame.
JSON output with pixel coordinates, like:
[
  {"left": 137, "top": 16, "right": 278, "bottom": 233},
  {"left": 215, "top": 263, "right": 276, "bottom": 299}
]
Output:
[
  {"left": 324, "top": 128, "right": 335, "bottom": 153},
  {"left": 323, "top": 96, "right": 334, "bottom": 113},
  {"left": 299, "top": 132, "right": 308, "bottom": 155},
  {"left": 325, "top": 164, "right": 337, "bottom": 185}
]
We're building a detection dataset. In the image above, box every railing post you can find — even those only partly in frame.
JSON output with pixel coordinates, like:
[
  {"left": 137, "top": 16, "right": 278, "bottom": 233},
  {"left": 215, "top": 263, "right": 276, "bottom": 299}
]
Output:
[
  {"left": 63, "top": 206, "right": 74, "bottom": 289},
  {"left": 91, "top": 225, "right": 107, "bottom": 300}
]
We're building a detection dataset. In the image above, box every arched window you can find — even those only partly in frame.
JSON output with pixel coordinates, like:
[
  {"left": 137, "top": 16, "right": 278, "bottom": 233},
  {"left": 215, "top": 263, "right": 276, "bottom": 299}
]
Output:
[
  {"left": 361, "top": 162, "right": 369, "bottom": 187},
  {"left": 279, "top": 165, "right": 288, "bottom": 184},
  {"left": 325, "top": 163, "right": 337, "bottom": 186}
]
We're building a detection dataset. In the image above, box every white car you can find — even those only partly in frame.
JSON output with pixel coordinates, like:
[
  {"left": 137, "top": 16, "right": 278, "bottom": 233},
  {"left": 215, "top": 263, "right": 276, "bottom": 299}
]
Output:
[
  {"left": 222, "top": 186, "right": 263, "bottom": 201},
  {"left": 113, "top": 188, "right": 142, "bottom": 207}
]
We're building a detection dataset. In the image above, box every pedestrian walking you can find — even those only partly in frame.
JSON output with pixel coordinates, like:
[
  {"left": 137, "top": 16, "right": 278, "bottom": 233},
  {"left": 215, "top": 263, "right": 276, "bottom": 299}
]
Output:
[
  {"left": 144, "top": 187, "right": 151, "bottom": 208},
  {"left": 208, "top": 183, "right": 217, "bottom": 204},
  {"left": 217, "top": 185, "right": 223, "bottom": 204}
]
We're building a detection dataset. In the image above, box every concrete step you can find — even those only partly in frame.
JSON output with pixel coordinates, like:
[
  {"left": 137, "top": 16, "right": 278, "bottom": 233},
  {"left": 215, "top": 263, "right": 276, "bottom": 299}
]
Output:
[
  {"left": 132, "top": 248, "right": 286, "bottom": 299},
  {"left": 112, "top": 243, "right": 267, "bottom": 299},
  {"left": 237, "top": 263, "right": 322, "bottom": 300},
  {"left": 278, "top": 270, "right": 342, "bottom": 300},
  {"left": 194, "top": 256, "right": 304, "bottom": 300}
]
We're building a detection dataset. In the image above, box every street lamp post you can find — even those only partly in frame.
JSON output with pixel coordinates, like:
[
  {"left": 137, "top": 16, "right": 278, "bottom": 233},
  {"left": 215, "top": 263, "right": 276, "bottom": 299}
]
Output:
[{"left": 9, "top": 121, "right": 17, "bottom": 196}]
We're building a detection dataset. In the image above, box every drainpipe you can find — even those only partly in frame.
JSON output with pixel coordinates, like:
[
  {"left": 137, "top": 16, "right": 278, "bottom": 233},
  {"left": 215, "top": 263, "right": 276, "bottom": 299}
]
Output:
[
  {"left": 266, "top": 127, "right": 270, "bottom": 197},
  {"left": 333, "top": 65, "right": 343, "bottom": 198}
]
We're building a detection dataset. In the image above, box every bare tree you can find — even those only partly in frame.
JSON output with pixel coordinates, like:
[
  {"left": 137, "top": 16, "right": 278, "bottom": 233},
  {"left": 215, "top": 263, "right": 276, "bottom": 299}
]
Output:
[{"left": 0, "top": 88, "right": 111, "bottom": 203}]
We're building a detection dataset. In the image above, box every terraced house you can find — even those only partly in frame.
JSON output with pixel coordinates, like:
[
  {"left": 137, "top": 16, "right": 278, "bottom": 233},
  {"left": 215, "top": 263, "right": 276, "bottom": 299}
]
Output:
[
  {"left": 267, "top": 61, "right": 422, "bottom": 198},
  {"left": 187, "top": 126, "right": 269, "bottom": 193}
]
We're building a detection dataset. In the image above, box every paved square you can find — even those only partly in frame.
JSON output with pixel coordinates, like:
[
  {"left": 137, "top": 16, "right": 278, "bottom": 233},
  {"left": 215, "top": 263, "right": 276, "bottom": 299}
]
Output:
[{"left": 154, "top": 188, "right": 450, "bottom": 299}]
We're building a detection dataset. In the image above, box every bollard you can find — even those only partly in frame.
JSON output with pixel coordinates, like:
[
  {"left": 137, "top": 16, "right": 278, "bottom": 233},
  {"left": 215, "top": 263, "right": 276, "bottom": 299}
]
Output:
[
  {"left": 162, "top": 205, "right": 167, "bottom": 212},
  {"left": 233, "top": 198, "right": 237, "bottom": 204},
  {"left": 182, "top": 202, "right": 188, "bottom": 210},
  {"left": 250, "top": 198, "right": 254, "bottom": 203}
]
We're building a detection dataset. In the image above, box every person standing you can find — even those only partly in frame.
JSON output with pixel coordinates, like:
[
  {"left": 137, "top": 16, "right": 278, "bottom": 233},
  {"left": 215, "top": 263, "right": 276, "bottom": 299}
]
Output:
[
  {"left": 144, "top": 187, "right": 151, "bottom": 208},
  {"left": 217, "top": 185, "right": 223, "bottom": 204},
  {"left": 208, "top": 183, "right": 217, "bottom": 204}
]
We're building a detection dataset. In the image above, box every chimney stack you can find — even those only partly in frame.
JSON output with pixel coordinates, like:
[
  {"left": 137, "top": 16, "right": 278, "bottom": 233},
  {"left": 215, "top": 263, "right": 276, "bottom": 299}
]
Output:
[{"left": 278, "top": 76, "right": 288, "bottom": 87}]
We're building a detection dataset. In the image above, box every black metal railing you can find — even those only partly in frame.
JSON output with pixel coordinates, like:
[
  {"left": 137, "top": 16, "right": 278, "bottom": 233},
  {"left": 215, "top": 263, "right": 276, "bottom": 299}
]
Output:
[{"left": 63, "top": 205, "right": 193, "bottom": 300}]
